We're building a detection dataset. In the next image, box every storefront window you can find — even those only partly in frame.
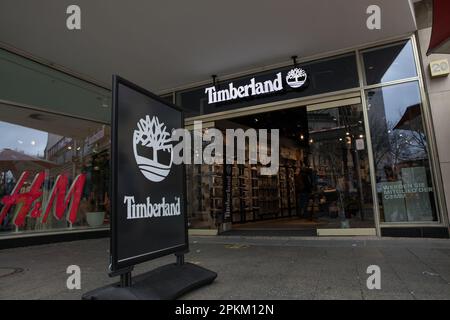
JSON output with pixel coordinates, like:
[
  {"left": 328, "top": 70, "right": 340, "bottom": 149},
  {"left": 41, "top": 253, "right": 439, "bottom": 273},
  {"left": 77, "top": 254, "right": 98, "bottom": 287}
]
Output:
[
  {"left": 0, "top": 105, "right": 111, "bottom": 236},
  {"left": 362, "top": 40, "right": 417, "bottom": 85},
  {"left": 187, "top": 102, "right": 375, "bottom": 231},
  {"left": 366, "top": 82, "right": 438, "bottom": 223}
]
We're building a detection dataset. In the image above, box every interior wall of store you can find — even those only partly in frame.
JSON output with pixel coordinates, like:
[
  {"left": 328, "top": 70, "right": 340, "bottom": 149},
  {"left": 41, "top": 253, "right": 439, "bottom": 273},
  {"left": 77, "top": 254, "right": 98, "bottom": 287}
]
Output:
[{"left": 414, "top": 0, "right": 450, "bottom": 224}]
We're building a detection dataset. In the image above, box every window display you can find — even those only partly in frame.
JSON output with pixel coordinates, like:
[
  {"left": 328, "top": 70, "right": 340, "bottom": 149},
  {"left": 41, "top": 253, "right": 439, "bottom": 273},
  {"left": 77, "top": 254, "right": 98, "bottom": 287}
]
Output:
[
  {"left": 367, "top": 82, "right": 438, "bottom": 223},
  {"left": 0, "top": 105, "right": 111, "bottom": 236}
]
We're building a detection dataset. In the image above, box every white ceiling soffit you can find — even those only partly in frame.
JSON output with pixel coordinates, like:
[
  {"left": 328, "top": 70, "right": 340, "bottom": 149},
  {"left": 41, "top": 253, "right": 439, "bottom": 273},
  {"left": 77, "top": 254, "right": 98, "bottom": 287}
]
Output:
[{"left": 0, "top": 0, "right": 417, "bottom": 93}]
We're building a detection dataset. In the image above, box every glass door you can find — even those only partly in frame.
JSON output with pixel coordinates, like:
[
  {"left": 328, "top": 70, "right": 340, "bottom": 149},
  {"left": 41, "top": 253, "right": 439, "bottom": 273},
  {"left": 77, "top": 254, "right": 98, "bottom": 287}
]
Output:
[{"left": 304, "top": 100, "right": 376, "bottom": 235}]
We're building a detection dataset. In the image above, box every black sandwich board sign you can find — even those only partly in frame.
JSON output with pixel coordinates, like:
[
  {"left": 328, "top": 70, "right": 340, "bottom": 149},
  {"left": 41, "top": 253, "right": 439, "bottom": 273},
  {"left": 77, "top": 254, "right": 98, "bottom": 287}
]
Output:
[
  {"left": 83, "top": 76, "right": 216, "bottom": 300},
  {"left": 111, "top": 76, "right": 188, "bottom": 271}
]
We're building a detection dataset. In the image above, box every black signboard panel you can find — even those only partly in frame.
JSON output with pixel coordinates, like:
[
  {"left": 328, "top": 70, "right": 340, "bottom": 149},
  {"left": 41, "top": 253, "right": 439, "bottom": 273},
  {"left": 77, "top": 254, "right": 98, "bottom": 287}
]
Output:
[
  {"left": 111, "top": 76, "right": 188, "bottom": 272},
  {"left": 176, "top": 53, "right": 358, "bottom": 117}
]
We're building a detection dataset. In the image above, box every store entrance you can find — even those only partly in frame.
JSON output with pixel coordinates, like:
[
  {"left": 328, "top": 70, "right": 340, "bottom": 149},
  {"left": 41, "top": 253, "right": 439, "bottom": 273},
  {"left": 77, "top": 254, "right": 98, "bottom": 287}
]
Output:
[{"left": 216, "top": 99, "right": 376, "bottom": 236}]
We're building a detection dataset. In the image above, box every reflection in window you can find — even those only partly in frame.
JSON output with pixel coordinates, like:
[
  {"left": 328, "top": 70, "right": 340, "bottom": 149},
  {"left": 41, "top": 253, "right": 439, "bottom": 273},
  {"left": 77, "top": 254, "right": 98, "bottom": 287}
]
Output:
[
  {"left": 367, "top": 82, "right": 437, "bottom": 223},
  {"left": 363, "top": 40, "right": 417, "bottom": 85},
  {"left": 0, "top": 107, "right": 111, "bottom": 236}
]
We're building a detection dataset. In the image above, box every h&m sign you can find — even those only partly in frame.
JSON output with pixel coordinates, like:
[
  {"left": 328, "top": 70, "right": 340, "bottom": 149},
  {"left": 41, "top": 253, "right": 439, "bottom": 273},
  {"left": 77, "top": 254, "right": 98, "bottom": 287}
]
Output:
[{"left": 0, "top": 171, "right": 86, "bottom": 227}]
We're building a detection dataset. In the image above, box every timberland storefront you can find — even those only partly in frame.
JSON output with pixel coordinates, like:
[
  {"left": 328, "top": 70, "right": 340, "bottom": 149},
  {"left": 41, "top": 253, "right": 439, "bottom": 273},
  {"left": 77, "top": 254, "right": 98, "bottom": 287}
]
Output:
[{"left": 0, "top": 34, "right": 448, "bottom": 247}]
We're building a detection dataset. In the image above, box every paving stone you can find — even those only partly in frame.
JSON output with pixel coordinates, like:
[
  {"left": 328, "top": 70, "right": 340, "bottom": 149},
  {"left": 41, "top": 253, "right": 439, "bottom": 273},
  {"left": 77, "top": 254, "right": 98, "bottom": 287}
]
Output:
[{"left": 1, "top": 236, "right": 450, "bottom": 300}]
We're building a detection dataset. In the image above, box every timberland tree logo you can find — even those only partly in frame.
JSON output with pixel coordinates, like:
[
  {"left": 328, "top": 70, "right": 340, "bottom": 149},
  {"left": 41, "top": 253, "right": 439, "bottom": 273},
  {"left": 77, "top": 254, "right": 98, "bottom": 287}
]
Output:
[
  {"left": 133, "top": 115, "right": 173, "bottom": 182},
  {"left": 286, "top": 68, "right": 307, "bottom": 89}
]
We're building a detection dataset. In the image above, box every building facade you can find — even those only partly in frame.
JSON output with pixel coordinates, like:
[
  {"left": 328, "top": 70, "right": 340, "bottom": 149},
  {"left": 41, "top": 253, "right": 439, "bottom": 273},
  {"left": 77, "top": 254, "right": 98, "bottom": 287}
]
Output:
[{"left": 0, "top": 1, "right": 449, "bottom": 247}]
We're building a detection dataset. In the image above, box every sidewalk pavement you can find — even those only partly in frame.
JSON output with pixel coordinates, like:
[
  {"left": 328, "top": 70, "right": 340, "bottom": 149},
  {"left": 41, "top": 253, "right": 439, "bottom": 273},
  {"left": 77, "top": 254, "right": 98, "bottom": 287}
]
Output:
[{"left": 1, "top": 236, "right": 450, "bottom": 300}]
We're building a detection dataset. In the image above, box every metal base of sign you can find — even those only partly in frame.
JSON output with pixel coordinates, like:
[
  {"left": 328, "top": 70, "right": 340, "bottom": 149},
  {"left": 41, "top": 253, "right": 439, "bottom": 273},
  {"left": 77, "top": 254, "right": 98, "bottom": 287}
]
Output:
[{"left": 81, "top": 262, "right": 217, "bottom": 300}]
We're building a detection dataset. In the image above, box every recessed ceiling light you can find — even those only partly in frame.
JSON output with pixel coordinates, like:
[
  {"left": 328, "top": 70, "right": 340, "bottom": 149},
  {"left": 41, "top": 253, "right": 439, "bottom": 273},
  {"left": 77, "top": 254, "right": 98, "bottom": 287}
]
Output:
[
  {"left": 29, "top": 113, "right": 47, "bottom": 121},
  {"left": 98, "top": 97, "right": 109, "bottom": 108}
]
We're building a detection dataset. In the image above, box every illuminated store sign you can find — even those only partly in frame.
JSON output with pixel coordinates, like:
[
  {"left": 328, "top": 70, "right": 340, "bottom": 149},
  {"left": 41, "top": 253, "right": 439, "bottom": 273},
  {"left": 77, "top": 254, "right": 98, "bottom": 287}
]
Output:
[{"left": 205, "top": 68, "right": 308, "bottom": 104}]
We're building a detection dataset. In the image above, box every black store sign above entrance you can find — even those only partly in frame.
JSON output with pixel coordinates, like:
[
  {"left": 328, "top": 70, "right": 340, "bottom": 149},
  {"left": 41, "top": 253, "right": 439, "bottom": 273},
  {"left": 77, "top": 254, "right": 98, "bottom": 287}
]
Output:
[
  {"left": 205, "top": 67, "right": 309, "bottom": 104},
  {"left": 111, "top": 76, "right": 187, "bottom": 272},
  {"left": 177, "top": 53, "right": 359, "bottom": 117}
]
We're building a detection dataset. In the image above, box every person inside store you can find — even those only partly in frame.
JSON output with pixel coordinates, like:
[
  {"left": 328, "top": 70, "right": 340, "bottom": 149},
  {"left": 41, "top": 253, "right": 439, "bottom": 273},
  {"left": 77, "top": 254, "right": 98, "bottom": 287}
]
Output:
[{"left": 295, "top": 161, "right": 314, "bottom": 220}]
